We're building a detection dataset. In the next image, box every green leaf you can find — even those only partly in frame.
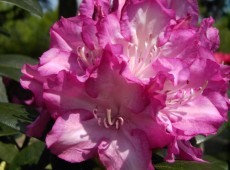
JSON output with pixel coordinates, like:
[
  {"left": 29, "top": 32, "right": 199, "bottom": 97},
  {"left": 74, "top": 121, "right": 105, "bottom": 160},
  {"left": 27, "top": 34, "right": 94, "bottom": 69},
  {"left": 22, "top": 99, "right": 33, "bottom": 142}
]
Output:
[
  {"left": 0, "top": 0, "right": 43, "bottom": 17},
  {"left": 9, "top": 141, "right": 45, "bottom": 170},
  {"left": 0, "top": 27, "right": 10, "bottom": 37},
  {"left": 0, "top": 77, "right": 8, "bottom": 102},
  {"left": 0, "top": 141, "right": 18, "bottom": 163},
  {"left": 155, "top": 156, "right": 228, "bottom": 170},
  {"left": 0, "top": 54, "right": 37, "bottom": 81},
  {"left": 0, "top": 103, "right": 39, "bottom": 134},
  {"left": 0, "top": 123, "right": 18, "bottom": 137}
]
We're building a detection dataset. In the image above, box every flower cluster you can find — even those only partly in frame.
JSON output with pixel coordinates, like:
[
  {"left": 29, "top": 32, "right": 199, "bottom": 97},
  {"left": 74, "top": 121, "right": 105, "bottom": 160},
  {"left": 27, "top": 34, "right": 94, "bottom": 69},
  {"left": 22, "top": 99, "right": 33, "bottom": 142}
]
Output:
[{"left": 21, "top": 0, "right": 230, "bottom": 169}]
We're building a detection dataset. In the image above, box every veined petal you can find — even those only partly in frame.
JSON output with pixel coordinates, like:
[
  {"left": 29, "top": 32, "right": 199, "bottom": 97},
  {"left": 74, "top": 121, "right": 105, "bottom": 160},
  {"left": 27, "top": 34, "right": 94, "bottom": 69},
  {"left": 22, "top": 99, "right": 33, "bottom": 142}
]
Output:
[
  {"left": 85, "top": 49, "right": 149, "bottom": 113},
  {"left": 79, "top": 0, "right": 110, "bottom": 19},
  {"left": 98, "top": 129, "right": 154, "bottom": 170},
  {"left": 121, "top": 0, "right": 174, "bottom": 43},
  {"left": 50, "top": 16, "right": 94, "bottom": 51},
  {"left": 46, "top": 111, "right": 110, "bottom": 162},
  {"left": 165, "top": 139, "right": 204, "bottom": 163},
  {"left": 130, "top": 106, "right": 173, "bottom": 148},
  {"left": 38, "top": 48, "right": 85, "bottom": 77},
  {"left": 198, "top": 17, "right": 219, "bottom": 52},
  {"left": 163, "top": 0, "right": 199, "bottom": 25},
  {"left": 97, "top": 14, "right": 125, "bottom": 48},
  {"left": 167, "top": 95, "right": 224, "bottom": 138},
  {"left": 20, "top": 64, "right": 45, "bottom": 106},
  {"left": 157, "top": 17, "right": 219, "bottom": 61},
  {"left": 203, "top": 90, "right": 229, "bottom": 120},
  {"left": 152, "top": 58, "right": 190, "bottom": 85},
  {"left": 27, "top": 110, "right": 50, "bottom": 138},
  {"left": 43, "top": 71, "right": 96, "bottom": 118}
]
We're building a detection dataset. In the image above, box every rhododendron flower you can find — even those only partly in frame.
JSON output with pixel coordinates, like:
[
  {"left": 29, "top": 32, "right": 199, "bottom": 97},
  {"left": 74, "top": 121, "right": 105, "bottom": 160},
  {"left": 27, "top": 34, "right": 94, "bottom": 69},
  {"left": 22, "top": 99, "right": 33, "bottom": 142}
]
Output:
[
  {"left": 20, "top": 0, "right": 230, "bottom": 169},
  {"left": 44, "top": 52, "right": 173, "bottom": 169}
]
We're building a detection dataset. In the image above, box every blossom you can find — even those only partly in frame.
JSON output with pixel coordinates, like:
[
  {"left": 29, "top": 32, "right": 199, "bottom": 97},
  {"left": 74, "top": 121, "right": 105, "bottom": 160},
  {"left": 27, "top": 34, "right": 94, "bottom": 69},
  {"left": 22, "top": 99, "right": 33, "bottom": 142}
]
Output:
[
  {"left": 45, "top": 52, "right": 173, "bottom": 169},
  {"left": 20, "top": 0, "right": 230, "bottom": 169}
]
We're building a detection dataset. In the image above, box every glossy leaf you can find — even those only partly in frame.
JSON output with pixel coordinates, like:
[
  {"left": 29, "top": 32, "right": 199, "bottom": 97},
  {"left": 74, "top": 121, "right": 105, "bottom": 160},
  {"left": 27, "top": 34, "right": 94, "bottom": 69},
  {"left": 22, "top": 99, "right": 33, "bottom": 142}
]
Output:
[
  {"left": 9, "top": 141, "right": 45, "bottom": 170},
  {"left": 0, "top": 28, "right": 10, "bottom": 37},
  {"left": 0, "top": 0, "right": 42, "bottom": 17},
  {"left": 0, "top": 123, "right": 18, "bottom": 137},
  {"left": 155, "top": 156, "right": 228, "bottom": 170},
  {"left": 0, "top": 103, "right": 38, "bottom": 134},
  {"left": 0, "top": 141, "right": 18, "bottom": 163},
  {"left": 0, "top": 54, "right": 37, "bottom": 81},
  {"left": 0, "top": 77, "right": 8, "bottom": 102}
]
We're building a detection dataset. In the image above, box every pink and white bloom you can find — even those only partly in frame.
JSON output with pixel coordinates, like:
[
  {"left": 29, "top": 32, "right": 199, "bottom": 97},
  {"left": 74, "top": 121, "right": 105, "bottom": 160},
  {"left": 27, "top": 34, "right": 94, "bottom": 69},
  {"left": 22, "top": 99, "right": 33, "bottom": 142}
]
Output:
[
  {"left": 45, "top": 51, "right": 173, "bottom": 170},
  {"left": 20, "top": 0, "right": 230, "bottom": 169}
]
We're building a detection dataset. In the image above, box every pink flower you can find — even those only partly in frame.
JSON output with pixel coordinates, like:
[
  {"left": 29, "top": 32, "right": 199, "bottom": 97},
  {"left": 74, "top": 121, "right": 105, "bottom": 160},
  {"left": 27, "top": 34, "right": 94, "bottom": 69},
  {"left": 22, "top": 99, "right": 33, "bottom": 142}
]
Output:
[
  {"left": 20, "top": 0, "right": 230, "bottom": 169},
  {"left": 150, "top": 57, "right": 229, "bottom": 162},
  {"left": 45, "top": 52, "right": 172, "bottom": 169}
]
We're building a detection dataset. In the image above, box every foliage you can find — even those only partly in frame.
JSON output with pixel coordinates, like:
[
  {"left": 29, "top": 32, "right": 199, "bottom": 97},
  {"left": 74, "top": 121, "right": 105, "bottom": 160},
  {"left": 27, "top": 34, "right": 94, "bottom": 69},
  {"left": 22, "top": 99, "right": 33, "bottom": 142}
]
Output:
[
  {"left": 0, "top": 3, "right": 57, "bottom": 58},
  {"left": 0, "top": 0, "right": 42, "bottom": 17}
]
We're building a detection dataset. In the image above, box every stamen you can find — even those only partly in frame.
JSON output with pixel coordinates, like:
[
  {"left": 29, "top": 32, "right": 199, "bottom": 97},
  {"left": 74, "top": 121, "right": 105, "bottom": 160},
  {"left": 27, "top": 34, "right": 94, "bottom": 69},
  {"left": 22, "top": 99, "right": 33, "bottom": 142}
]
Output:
[
  {"left": 115, "top": 120, "right": 120, "bottom": 129},
  {"left": 103, "top": 118, "right": 110, "bottom": 128},
  {"left": 93, "top": 108, "right": 98, "bottom": 119},
  {"left": 179, "top": 90, "right": 186, "bottom": 104},
  {"left": 167, "top": 80, "right": 209, "bottom": 106},
  {"left": 97, "top": 117, "right": 102, "bottom": 126},
  {"left": 93, "top": 108, "right": 124, "bottom": 129},
  {"left": 199, "top": 81, "right": 208, "bottom": 93},
  {"left": 77, "top": 47, "right": 91, "bottom": 66},
  {"left": 190, "top": 88, "right": 194, "bottom": 95},
  {"left": 117, "top": 117, "right": 124, "bottom": 126},
  {"left": 115, "top": 117, "right": 124, "bottom": 129},
  {"left": 106, "top": 109, "right": 114, "bottom": 125}
]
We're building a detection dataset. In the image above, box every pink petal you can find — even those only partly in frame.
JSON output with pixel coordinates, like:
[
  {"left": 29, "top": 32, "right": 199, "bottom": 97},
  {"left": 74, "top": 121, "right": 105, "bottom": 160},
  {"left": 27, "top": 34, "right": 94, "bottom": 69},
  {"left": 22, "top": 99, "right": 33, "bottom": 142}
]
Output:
[
  {"left": 198, "top": 17, "right": 219, "bottom": 52},
  {"left": 82, "top": 19, "right": 98, "bottom": 50},
  {"left": 43, "top": 71, "right": 95, "bottom": 118},
  {"left": 152, "top": 58, "right": 190, "bottom": 85},
  {"left": 46, "top": 110, "right": 110, "bottom": 162},
  {"left": 79, "top": 0, "right": 110, "bottom": 19},
  {"left": 98, "top": 129, "right": 154, "bottom": 170},
  {"left": 97, "top": 14, "right": 125, "bottom": 48},
  {"left": 26, "top": 110, "right": 50, "bottom": 138},
  {"left": 38, "top": 48, "right": 90, "bottom": 80},
  {"left": 131, "top": 106, "right": 173, "bottom": 148},
  {"left": 166, "top": 139, "right": 204, "bottom": 163},
  {"left": 163, "top": 0, "right": 199, "bottom": 25},
  {"left": 50, "top": 16, "right": 90, "bottom": 51},
  {"left": 157, "top": 17, "right": 219, "bottom": 61},
  {"left": 169, "top": 95, "right": 224, "bottom": 138},
  {"left": 85, "top": 50, "right": 149, "bottom": 113},
  {"left": 20, "top": 64, "right": 45, "bottom": 106},
  {"left": 120, "top": 0, "right": 174, "bottom": 42},
  {"left": 203, "top": 90, "right": 229, "bottom": 120}
]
